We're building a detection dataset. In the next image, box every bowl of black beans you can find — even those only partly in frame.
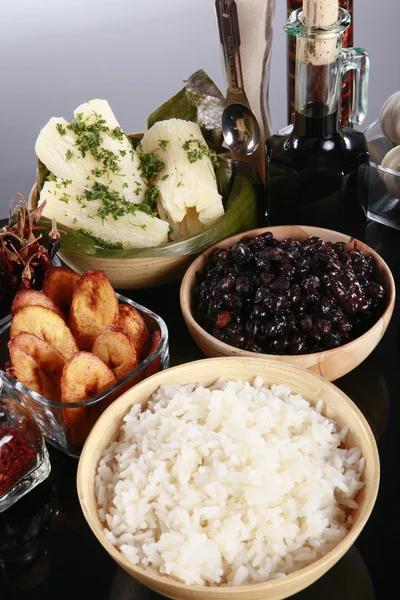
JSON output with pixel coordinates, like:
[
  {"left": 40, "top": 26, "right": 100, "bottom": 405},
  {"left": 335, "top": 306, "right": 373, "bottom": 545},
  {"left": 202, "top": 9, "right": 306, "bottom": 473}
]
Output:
[{"left": 180, "top": 226, "right": 395, "bottom": 381}]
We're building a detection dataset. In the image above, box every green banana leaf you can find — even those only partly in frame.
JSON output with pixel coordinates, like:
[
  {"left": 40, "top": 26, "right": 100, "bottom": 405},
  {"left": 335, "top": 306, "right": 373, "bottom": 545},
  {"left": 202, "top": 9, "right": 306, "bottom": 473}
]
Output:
[
  {"left": 37, "top": 159, "right": 50, "bottom": 193},
  {"left": 37, "top": 157, "right": 263, "bottom": 258},
  {"left": 147, "top": 69, "right": 225, "bottom": 146}
]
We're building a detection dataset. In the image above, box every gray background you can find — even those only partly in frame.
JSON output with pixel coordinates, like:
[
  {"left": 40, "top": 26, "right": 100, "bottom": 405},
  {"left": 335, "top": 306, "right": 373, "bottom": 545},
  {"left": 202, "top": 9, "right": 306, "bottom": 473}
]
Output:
[{"left": 0, "top": 0, "right": 398, "bottom": 218}]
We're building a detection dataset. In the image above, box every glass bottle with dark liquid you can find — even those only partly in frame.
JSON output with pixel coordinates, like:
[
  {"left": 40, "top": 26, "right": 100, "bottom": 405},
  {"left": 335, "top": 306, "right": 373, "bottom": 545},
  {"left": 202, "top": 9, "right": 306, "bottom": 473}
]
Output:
[{"left": 267, "top": 7, "right": 370, "bottom": 239}]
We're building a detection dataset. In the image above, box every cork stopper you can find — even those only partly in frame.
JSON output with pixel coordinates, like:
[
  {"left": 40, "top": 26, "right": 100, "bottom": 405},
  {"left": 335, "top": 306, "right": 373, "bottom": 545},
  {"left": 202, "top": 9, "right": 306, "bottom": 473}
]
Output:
[
  {"left": 300, "top": 0, "right": 340, "bottom": 66},
  {"left": 303, "top": 0, "right": 338, "bottom": 27}
]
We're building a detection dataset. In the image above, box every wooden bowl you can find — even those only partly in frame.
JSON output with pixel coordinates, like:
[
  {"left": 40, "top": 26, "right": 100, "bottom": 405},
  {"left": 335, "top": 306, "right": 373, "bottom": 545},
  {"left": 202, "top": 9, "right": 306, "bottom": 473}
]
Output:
[
  {"left": 77, "top": 356, "right": 380, "bottom": 600},
  {"left": 180, "top": 225, "right": 396, "bottom": 382},
  {"left": 49, "top": 251, "right": 193, "bottom": 290}
]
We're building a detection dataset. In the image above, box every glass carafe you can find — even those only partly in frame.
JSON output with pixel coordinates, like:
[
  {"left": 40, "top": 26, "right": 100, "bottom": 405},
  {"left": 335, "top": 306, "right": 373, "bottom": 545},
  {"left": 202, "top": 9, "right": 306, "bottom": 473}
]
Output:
[
  {"left": 267, "top": 8, "right": 370, "bottom": 239},
  {"left": 287, "top": 0, "right": 354, "bottom": 126}
]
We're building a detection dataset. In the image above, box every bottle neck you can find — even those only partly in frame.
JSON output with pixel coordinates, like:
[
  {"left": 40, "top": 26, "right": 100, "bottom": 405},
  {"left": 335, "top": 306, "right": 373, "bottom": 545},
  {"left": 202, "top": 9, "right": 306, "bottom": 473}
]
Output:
[{"left": 293, "top": 33, "right": 343, "bottom": 137}]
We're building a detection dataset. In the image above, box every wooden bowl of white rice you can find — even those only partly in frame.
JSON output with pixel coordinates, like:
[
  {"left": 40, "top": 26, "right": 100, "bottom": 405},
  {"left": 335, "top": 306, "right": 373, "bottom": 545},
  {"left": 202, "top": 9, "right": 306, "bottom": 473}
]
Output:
[{"left": 77, "top": 357, "right": 379, "bottom": 600}]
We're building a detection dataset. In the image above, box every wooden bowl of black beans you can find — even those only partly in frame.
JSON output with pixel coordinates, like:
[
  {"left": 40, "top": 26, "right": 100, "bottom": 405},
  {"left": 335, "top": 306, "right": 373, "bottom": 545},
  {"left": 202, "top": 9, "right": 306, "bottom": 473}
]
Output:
[{"left": 180, "top": 225, "right": 395, "bottom": 381}]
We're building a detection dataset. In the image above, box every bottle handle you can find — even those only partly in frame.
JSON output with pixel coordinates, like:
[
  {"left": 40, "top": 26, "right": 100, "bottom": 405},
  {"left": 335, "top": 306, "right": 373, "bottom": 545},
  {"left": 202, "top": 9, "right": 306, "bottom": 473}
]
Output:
[{"left": 340, "top": 47, "right": 370, "bottom": 127}]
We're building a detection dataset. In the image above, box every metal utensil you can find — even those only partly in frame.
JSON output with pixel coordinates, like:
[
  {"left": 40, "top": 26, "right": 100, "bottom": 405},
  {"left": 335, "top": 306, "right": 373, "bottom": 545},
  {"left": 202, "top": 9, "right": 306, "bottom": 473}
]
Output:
[{"left": 216, "top": 0, "right": 260, "bottom": 155}]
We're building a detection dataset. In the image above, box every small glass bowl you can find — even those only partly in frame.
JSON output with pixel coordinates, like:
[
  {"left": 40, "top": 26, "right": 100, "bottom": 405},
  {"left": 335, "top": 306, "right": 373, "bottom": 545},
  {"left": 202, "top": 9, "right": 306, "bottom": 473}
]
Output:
[
  {"left": 363, "top": 119, "right": 400, "bottom": 229},
  {"left": 0, "top": 294, "right": 169, "bottom": 458},
  {"left": 0, "top": 393, "right": 51, "bottom": 513}
]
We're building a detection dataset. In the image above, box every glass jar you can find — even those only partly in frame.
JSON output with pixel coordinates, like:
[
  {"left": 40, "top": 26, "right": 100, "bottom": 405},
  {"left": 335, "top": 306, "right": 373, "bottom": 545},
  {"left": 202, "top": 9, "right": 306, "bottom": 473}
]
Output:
[{"left": 0, "top": 389, "right": 51, "bottom": 513}]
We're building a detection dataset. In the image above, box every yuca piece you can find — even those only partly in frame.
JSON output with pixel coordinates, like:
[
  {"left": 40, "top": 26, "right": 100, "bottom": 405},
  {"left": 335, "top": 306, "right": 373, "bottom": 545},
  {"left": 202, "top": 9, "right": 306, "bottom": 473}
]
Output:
[
  {"left": 9, "top": 333, "right": 65, "bottom": 401},
  {"left": 116, "top": 304, "right": 148, "bottom": 360},
  {"left": 11, "top": 306, "right": 78, "bottom": 359},
  {"left": 42, "top": 266, "right": 80, "bottom": 314},
  {"left": 92, "top": 327, "right": 138, "bottom": 381},
  {"left": 69, "top": 270, "right": 119, "bottom": 351},
  {"left": 11, "top": 289, "right": 64, "bottom": 319},
  {"left": 61, "top": 351, "right": 116, "bottom": 446}
]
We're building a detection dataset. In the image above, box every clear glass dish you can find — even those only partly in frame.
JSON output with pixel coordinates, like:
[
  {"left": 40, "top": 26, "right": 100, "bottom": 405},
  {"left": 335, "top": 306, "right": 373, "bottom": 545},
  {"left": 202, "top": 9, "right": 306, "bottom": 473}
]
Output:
[
  {"left": 0, "top": 392, "right": 51, "bottom": 513},
  {"left": 363, "top": 118, "right": 400, "bottom": 229},
  {"left": 0, "top": 293, "right": 169, "bottom": 458}
]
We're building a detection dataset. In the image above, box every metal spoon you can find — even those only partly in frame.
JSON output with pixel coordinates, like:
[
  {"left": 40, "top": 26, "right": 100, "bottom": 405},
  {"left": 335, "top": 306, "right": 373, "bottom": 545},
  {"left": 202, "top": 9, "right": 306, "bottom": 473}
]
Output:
[{"left": 216, "top": 0, "right": 260, "bottom": 155}]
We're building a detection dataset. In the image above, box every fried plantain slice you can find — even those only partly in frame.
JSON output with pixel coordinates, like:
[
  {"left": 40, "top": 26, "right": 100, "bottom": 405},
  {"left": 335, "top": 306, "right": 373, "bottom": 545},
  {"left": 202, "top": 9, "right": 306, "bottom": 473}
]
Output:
[
  {"left": 92, "top": 326, "right": 138, "bottom": 381},
  {"left": 42, "top": 266, "right": 80, "bottom": 313},
  {"left": 9, "top": 332, "right": 65, "bottom": 401},
  {"left": 116, "top": 304, "right": 149, "bottom": 360},
  {"left": 10, "top": 306, "right": 78, "bottom": 359},
  {"left": 68, "top": 270, "right": 119, "bottom": 351},
  {"left": 61, "top": 351, "right": 116, "bottom": 446},
  {"left": 12, "top": 289, "right": 65, "bottom": 319}
]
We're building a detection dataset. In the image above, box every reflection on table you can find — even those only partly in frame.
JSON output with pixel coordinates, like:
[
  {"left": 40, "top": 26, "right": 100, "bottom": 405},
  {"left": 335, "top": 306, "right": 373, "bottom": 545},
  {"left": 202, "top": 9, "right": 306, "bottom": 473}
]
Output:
[{"left": 0, "top": 476, "right": 58, "bottom": 590}]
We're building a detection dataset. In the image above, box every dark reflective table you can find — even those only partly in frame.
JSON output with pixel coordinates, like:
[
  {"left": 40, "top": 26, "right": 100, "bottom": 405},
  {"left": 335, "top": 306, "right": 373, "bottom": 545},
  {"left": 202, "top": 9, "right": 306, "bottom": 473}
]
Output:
[{"left": 1, "top": 220, "right": 399, "bottom": 600}]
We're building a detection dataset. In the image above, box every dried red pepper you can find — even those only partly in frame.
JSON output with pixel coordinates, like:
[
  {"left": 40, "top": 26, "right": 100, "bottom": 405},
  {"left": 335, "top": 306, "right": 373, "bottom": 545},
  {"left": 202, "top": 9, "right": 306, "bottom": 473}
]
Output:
[
  {"left": 0, "top": 426, "right": 36, "bottom": 497},
  {"left": 0, "top": 194, "right": 61, "bottom": 318}
]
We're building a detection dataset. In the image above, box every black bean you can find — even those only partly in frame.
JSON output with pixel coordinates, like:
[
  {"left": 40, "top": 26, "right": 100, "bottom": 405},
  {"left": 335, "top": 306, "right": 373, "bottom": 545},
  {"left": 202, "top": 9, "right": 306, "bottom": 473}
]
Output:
[{"left": 231, "top": 242, "right": 252, "bottom": 265}]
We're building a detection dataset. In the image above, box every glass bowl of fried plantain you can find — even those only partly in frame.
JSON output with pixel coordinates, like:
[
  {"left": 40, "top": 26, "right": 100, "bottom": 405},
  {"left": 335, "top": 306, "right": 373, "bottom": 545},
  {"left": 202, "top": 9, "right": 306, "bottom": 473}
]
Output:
[{"left": 0, "top": 267, "right": 169, "bottom": 457}]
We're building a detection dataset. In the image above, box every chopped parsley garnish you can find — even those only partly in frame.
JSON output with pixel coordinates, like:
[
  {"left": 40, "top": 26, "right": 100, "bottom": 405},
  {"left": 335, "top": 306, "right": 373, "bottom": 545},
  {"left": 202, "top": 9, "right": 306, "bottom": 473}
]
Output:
[
  {"left": 158, "top": 140, "right": 169, "bottom": 150},
  {"left": 59, "top": 193, "right": 71, "bottom": 204},
  {"left": 177, "top": 181, "right": 184, "bottom": 187},
  {"left": 110, "top": 126, "right": 124, "bottom": 141},
  {"left": 48, "top": 173, "right": 56, "bottom": 182},
  {"left": 65, "top": 149, "right": 74, "bottom": 161},
  {"left": 61, "top": 178, "right": 72, "bottom": 187},
  {"left": 73, "top": 217, "right": 78, "bottom": 224},
  {"left": 130, "top": 222, "right": 147, "bottom": 230},
  {"left": 91, "top": 167, "right": 105, "bottom": 178},
  {"left": 82, "top": 182, "right": 157, "bottom": 222},
  {"left": 161, "top": 174, "right": 169, "bottom": 181},
  {"left": 145, "top": 185, "right": 160, "bottom": 207},
  {"left": 122, "top": 182, "right": 129, "bottom": 189},
  {"left": 182, "top": 139, "right": 220, "bottom": 168},
  {"left": 119, "top": 149, "right": 127, "bottom": 157},
  {"left": 56, "top": 123, "right": 67, "bottom": 137},
  {"left": 67, "top": 111, "right": 121, "bottom": 174},
  {"left": 138, "top": 152, "right": 165, "bottom": 182}
]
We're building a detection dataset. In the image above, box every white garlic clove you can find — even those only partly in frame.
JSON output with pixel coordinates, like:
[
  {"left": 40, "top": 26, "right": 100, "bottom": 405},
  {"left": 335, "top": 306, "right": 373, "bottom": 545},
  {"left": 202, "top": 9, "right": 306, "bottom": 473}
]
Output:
[
  {"left": 380, "top": 145, "right": 400, "bottom": 198},
  {"left": 380, "top": 90, "right": 400, "bottom": 144}
]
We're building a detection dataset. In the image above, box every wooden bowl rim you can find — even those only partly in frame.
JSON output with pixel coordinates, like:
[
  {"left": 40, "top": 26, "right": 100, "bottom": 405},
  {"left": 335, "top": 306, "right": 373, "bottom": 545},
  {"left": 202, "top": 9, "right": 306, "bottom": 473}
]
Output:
[
  {"left": 77, "top": 355, "right": 380, "bottom": 597},
  {"left": 56, "top": 249, "right": 193, "bottom": 264},
  {"left": 180, "top": 225, "right": 396, "bottom": 364}
]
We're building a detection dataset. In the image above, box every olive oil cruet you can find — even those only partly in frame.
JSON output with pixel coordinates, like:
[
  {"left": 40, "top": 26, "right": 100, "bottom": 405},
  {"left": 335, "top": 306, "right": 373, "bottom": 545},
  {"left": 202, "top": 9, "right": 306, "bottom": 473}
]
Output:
[{"left": 266, "top": 6, "right": 370, "bottom": 240}]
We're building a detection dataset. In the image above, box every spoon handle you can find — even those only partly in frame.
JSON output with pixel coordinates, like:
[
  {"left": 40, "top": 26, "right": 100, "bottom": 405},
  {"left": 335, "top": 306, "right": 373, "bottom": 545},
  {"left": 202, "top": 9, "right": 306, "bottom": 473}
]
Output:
[{"left": 215, "top": 0, "right": 245, "bottom": 95}]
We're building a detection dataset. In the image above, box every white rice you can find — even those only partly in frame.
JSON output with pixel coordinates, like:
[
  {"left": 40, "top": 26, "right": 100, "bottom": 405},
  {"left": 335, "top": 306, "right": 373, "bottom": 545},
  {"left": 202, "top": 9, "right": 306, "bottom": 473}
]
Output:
[{"left": 95, "top": 377, "right": 365, "bottom": 587}]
